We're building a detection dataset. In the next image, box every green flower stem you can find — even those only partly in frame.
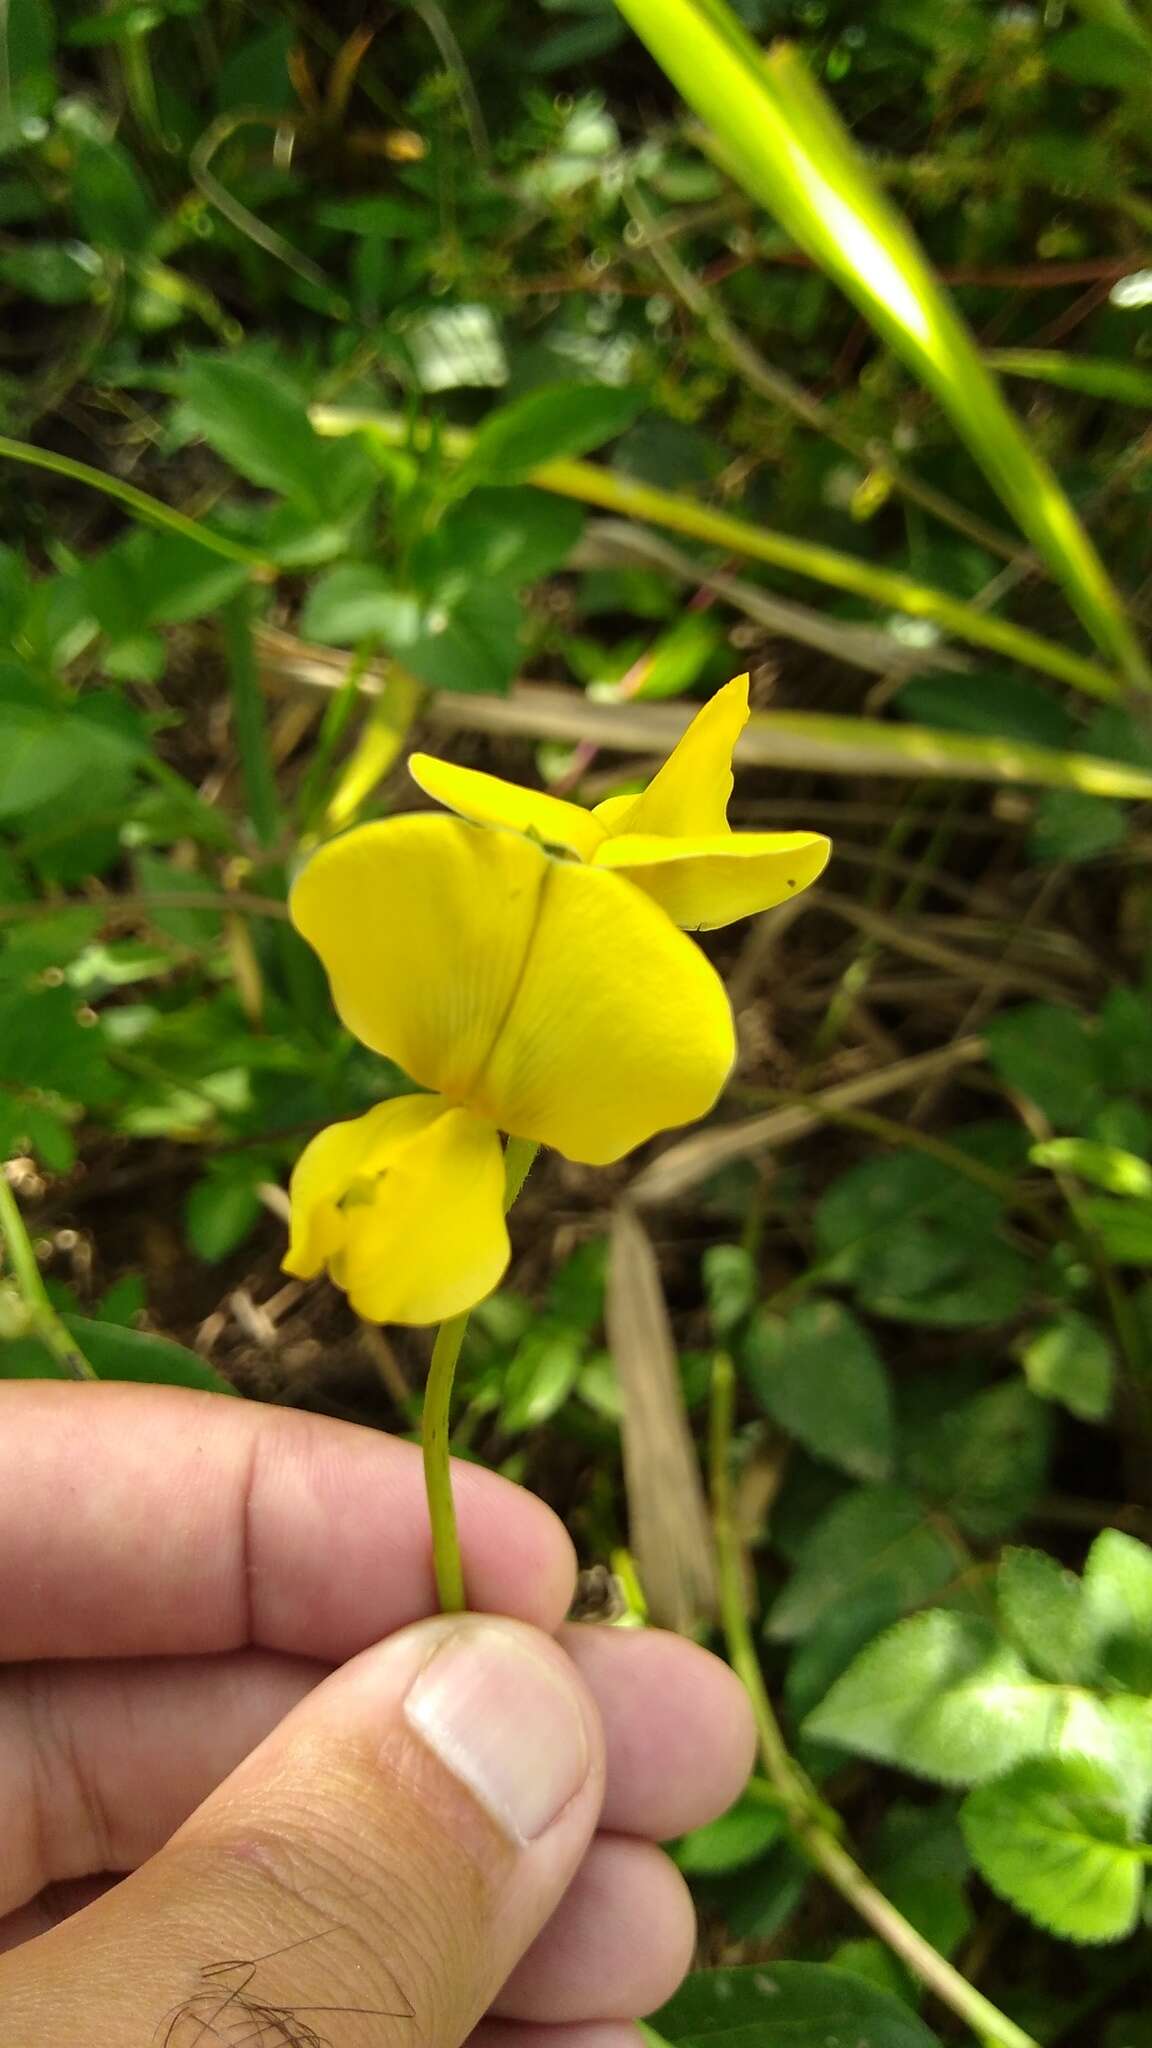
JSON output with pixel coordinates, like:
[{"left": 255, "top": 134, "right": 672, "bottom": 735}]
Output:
[
  {"left": 708, "top": 1354, "right": 1042, "bottom": 2048},
  {"left": 0, "top": 1177, "right": 98, "bottom": 1382},
  {"left": 423, "top": 1137, "right": 540, "bottom": 1612}
]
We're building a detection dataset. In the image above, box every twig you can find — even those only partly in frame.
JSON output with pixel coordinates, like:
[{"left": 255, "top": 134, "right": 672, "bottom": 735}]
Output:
[{"left": 0, "top": 1177, "right": 97, "bottom": 1381}]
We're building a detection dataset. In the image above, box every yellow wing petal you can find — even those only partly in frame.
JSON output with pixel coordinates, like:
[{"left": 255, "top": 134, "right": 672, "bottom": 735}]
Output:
[
  {"left": 410, "top": 751, "right": 604, "bottom": 861},
  {"left": 598, "top": 674, "right": 750, "bottom": 841},
  {"left": 283, "top": 1093, "right": 449, "bottom": 1279},
  {"left": 475, "top": 859, "right": 736, "bottom": 1165},
  {"left": 337, "top": 1106, "right": 508, "bottom": 1325},
  {"left": 596, "top": 830, "right": 831, "bottom": 931},
  {"left": 290, "top": 815, "right": 554, "bottom": 1099}
]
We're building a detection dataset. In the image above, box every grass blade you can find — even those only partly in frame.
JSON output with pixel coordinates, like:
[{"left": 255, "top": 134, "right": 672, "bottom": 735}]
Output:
[{"left": 610, "top": 0, "right": 1149, "bottom": 689}]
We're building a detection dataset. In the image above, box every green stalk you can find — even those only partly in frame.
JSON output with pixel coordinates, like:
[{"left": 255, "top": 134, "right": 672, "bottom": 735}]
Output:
[
  {"left": 0, "top": 1177, "right": 97, "bottom": 1381},
  {"left": 422, "top": 1136, "right": 539, "bottom": 1611},
  {"left": 708, "top": 1354, "right": 1042, "bottom": 2048},
  {"left": 0, "top": 435, "right": 269, "bottom": 567}
]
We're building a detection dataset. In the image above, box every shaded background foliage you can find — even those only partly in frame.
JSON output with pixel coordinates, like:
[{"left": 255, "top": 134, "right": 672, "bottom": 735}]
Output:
[{"left": 2, "top": 0, "right": 1152, "bottom": 2041}]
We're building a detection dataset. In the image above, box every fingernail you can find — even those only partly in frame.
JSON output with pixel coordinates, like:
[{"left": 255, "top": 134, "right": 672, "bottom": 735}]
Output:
[{"left": 404, "top": 1620, "right": 591, "bottom": 1844}]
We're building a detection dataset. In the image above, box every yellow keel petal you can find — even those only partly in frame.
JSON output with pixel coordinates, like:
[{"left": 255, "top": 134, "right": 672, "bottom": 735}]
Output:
[
  {"left": 596, "top": 830, "right": 830, "bottom": 930},
  {"left": 284, "top": 1093, "right": 447, "bottom": 1279},
  {"left": 410, "top": 752, "right": 604, "bottom": 860}
]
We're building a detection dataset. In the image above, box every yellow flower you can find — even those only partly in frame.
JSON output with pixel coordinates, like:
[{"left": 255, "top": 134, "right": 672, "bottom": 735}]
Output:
[
  {"left": 409, "top": 674, "right": 830, "bottom": 931},
  {"left": 283, "top": 814, "right": 735, "bottom": 1324}
]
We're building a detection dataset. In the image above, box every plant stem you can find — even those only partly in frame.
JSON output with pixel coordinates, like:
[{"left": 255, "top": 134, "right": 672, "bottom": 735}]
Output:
[
  {"left": 708, "top": 1353, "right": 1043, "bottom": 2048},
  {"left": 422, "top": 1138, "right": 540, "bottom": 1611},
  {"left": 0, "top": 434, "right": 268, "bottom": 567},
  {"left": 0, "top": 1177, "right": 98, "bottom": 1381}
]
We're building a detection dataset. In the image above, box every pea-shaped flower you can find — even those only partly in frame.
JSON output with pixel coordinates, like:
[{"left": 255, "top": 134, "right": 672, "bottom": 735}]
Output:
[
  {"left": 410, "top": 674, "right": 830, "bottom": 931},
  {"left": 283, "top": 815, "right": 735, "bottom": 1325}
]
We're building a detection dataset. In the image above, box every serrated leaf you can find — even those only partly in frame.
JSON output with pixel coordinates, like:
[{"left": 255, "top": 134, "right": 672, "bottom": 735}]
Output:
[
  {"left": 767, "top": 1484, "right": 956, "bottom": 1643},
  {"left": 461, "top": 381, "right": 644, "bottom": 484},
  {"left": 904, "top": 1381, "right": 1050, "bottom": 1542},
  {"left": 806, "top": 1612, "right": 1053, "bottom": 1786},
  {"left": 743, "top": 1299, "right": 893, "bottom": 1481},
  {"left": 1019, "top": 1310, "right": 1115, "bottom": 1422},
  {"left": 962, "top": 1756, "right": 1144, "bottom": 1943},
  {"left": 998, "top": 1546, "right": 1098, "bottom": 1684},
  {"left": 1083, "top": 1532, "right": 1152, "bottom": 1693},
  {"left": 812, "top": 1151, "right": 1029, "bottom": 1328},
  {"left": 653, "top": 1961, "right": 942, "bottom": 2047}
]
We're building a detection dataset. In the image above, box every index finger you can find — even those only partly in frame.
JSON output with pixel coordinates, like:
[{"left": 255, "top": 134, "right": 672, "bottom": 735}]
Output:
[{"left": 0, "top": 1384, "right": 575, "bottom": 1662}]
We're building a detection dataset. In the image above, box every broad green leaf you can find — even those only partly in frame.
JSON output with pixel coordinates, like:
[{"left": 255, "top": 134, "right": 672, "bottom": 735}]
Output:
[
  {"left": 672, "top": 1789, "right": 784, "bottom": 1875},
  {"left": 414, "top": 488, "right": 584, "bottom": 593},
  {"left": 1083, "top": 1532, "right": 1152, "bottom": 1693},
  {"left": 500, "top": 1327, "right": 583, "bottom": 1432},
  {"left": 0, "top": 0, "right": 56, "bottom": 149},
  {"left": 904, "top": 1382, "right": 1050, "bottom": 1543},
  {"left": 185, "top": 1173, "right": 264, "bottom": 1264},
  {"left": 961, "top": 1757, "right": 1144, "bottom": 1944},
  {"left": 702, "top": 1244, "right": 756, "bottom": 1338},
  {"left": 1028, "top": 790, "right": 1127, "bottom": 866},
  {"left": 1080, "top": 1197, "right": 1152, "bottom": 1266},
  {"left": 869, "top": 1799, "right": 973, "bottom": 1960},
  {"left": 806, "top": 1612, "right": 1053, "bottom": 1785},
  {"left": 1047, "top": 21, "right": 1152, "bottom": 87},
  {"left": 1019, "top": 1311, "right": 1116, "bottom": 1422},
  {"left": 181, "top": 354, "right": 333, "bottom": 510},
  {"left": 998, "top": 1546, "right": 1098, "bottom": 1684},
  {"left": 986, "top": 1003, "right": 1104, "bottom": 1131},
  {"left": 987, "top": 351, "right": 1152, "bottom": 410},
  {"left": 813, "top": 1152, "right": 1029, "bottom": 1328},
  {"left": 768, "top": 1484, "right": 957, "bottom": 1643},
  {"left": 653, "top": 1962, "right": 942, "bottom": 2048},
  {"left": 893, "top": 670, "right": 1073, "bottom": 749},
  {"left": 0, "top": 1316, "right": 238, "bottom": 1395},
  {"left": 72, "top": 136, "right": 154, "bottom": 252},
  {"left": 0, "top": 239, "right": 97, "bottom": 303},
  {"left": 301, "top": 566, "right": 420, "bottom": 646},
  {"left": 743, "top": 1299, "right": 893, "bottom": 1482},
  {"left": 461, "top": 383, "right": 645, "bottom": 485},
  {"left": 609, "top": 1, "right": 1148, "bottom": 686}
]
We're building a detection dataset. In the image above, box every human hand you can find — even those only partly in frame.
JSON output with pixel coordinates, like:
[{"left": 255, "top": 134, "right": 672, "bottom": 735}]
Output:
[{"left": 0, "top": 1383, "right": 755, "bottom": 2047}]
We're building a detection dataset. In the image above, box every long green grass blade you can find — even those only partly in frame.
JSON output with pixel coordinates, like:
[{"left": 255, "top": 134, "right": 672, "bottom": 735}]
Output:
[
  {"left": 610, "top": 0, "right": 1149, "bottom": 690},
  {"left": 987, "top": 351, "right": 1152, "bottom": 408},
  {"left": 311, "top": 406, "right": 1125, "bottom": 703}
]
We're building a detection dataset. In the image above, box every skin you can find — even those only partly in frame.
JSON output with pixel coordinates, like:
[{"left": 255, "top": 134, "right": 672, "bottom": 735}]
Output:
[{"left": 0, "top": 1384, "right": 755, "bottom": 2048}]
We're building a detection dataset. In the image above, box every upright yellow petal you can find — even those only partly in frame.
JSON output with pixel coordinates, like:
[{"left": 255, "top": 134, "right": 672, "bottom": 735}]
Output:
[
  {"left": 290, "top": 816, "right": 553, "bottom": 1102},
  {"left": 410, "top": 752, "right": 605, "bottom": 860},
  {"left": 597, "top": 830, "right": 831, "bottom": 931},
  {"left": 284, "top": 1095, "right": 508, "bottom": 1325},
  {"left": 475, "top": 857, "right": 736, "bottom": 1164},
  {"left": 596, "top": 675, "right": 750, "bottom": 840}
]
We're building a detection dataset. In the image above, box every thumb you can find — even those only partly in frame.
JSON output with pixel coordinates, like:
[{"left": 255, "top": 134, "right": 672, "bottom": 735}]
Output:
[{"left": 0, "top": 1615, "right": 605, "bottom": 2048}]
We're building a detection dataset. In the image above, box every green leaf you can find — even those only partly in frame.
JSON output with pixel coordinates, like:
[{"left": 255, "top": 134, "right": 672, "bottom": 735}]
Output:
[
  {"left": 181, "top": 353, "right": 332, "bottom": 510},
  {"left": 185, "top": 1173, "right": 264, "bottom": 1264},
  {"left": 72, "top": 136, "right": 154, "bottom": 252},
  {"left": 904, "top": 1381, "right": 1050, "bottom": 1543},
  {"left": 0, "top": 239, "right": 97, "bottom": 303},
  {"left": 962, "top": 1756, "right": 1145, "bottom": 1944},
  {"left": 806, "top": 1612, "right": 1053, "bottom": 1786},
  {"left": 500, "top": 1327, "right": 583, "bottom": 1432},
  {"left": 653, "top": 1962, "right": 942, "bottom": 2048},
  {"left": 1080, "top": 1197, "right": 1152, "bottom": 1265},
  {"left": 813, "top": 1151, "right": 1029, "bottom": 1327},
  {"left": 868, "top": 1799, "right": 973, "bottom": 1959},
  {"left": 986, "top": 1003, "right": 1104, "bottom": 1131},
  {"left": 316, "top": 194, "right": 430, "bottom": 237},
  {"left": 0, "top": 1317, "right": 238, "bottom": 1395},
  {"left": 0, "top": 0, "right": 56, "bottom": 148},
  {"left": 767, "top": 1484, "right": 957, "bottom": 1643},
  {"left": 1031, "top": 1140, "right": 1152, "bottom": 1199},
  {"left": 1019, "top": 1310, "right": 1116, "bottom": 1422},
  {"left": 893, "top": 671, "right": 1073, "bottom": 749},
  {"left": 462, "top": 383, "right": 645, "bottom": 485},
  {"left": 1083, "top": 1531, "right": 1152, "bottom": 1693},
  {"left": 702, "top": 1243, "right": 756, "bottom": 1337},
  {"left": 672, "top": 1789, "right": 784, "bottom": 1875},
  {"left": 1029, "top": 790, "right": 1127, "bottom": 866},
  {"left": 998, "top": 1546, "right": 1098, "bottom": 1684},
  {"left": 987, "top": 350, "right": 1152, "bottom": 409},
  {"left": 743, "top": 1299, "right": 893, "bottom": 1482},
  {"left": 415, "top": 488, "right": 584, "bottom": 591},
  {"left": 1047, "top": 20, "right": 1150, "bottom": 86},
  {"left": 609, "top": 0, "right": 1146, "bottom": 683},
  {"left": 300, "top": 566, "right": 420, "bottom": 646}
]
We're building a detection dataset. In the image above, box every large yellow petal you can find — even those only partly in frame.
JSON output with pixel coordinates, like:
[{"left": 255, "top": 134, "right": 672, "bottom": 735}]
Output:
[
  {"left": 596, "top": 830, "right": 831, "bottom": 931},
  {"left": 474, "top": 858, "right": 736, "bottom": 1164},
  {"left": 290, "top": 815, "right": 554, "bottom": 1101},
  {"left": 595, "top": 675, "right": 750, "bottom": 841},
  {"left": 284, "top": 1095, "right": 509, "bottom": 1325},
  {"left": 409, "top": 752, "right": 604, "bottom": 860}
]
